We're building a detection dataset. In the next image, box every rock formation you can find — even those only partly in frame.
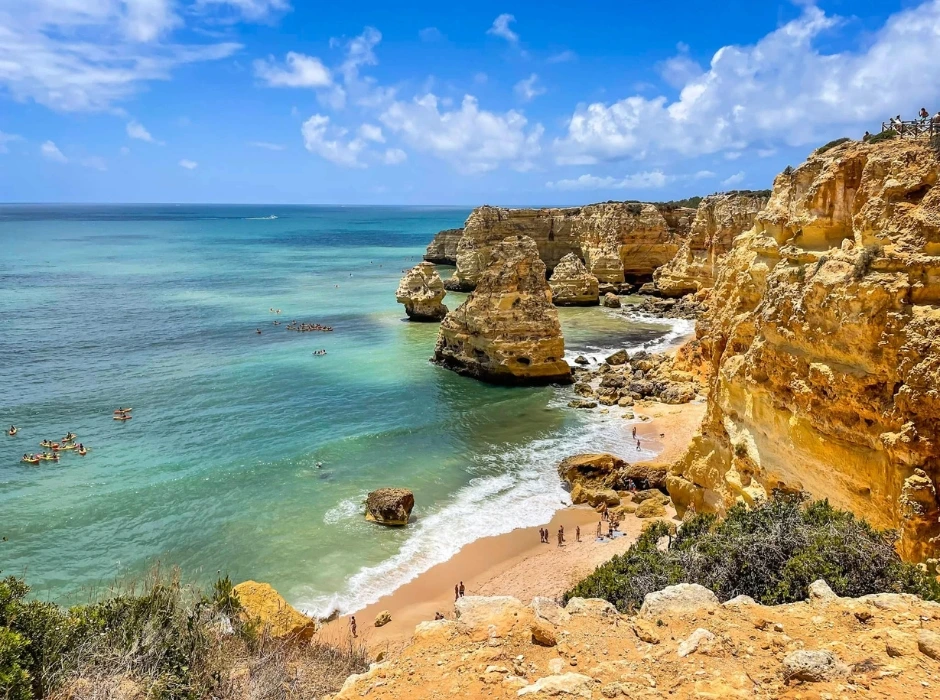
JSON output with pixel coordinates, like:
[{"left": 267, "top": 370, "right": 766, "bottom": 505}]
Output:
[
  {"left": 365, "top": 488, "right": 415, "bottom": 526},
  {"left": 547, "top": 253, "right": 599, "bottom": 306},
  {"left": 233, "top": 581, "right": 317, "bottom": 641},
  {"left": 446, "top": 202, "right": 694, "bottom": 290},
  {"left": 423, "top": 227, "right": 463, "bottom": 264},
  {"left": 334, "top": 581, "right": 940, "bottom": 700},
  {"left": 668, "top": 138, "right": 940, "bottom": 560},
  {"left": 569, "top": 349, "right": 701, "bottom": 407},
  {"left": 395, "top": 262, "right": 448, "bottom": 321},
  {"left": 654, "top": 191, "right": 769, "bottom": 297},
  {"left": 433, "top": 235, "right": 572, "bottom": 385}
]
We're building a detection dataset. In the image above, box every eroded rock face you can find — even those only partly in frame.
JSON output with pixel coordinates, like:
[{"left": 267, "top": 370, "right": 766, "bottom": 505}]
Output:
[
  {"left": 668, "top": 138, "right": 940, "bottom": 559},
  {"left": 548, "top": 253, "right": 599, "bottom": 306},
  {"left": 365, "top": 488, "right": 415, "bottom": 526},
  {"left": 655, "top": 192, "right": 769, "bottom": 297},
  {"left": 433, "top": 235, "right": 571, "bottom": 385},
  {"left": 423, "top": 228, "right": 464, "bottom": 264},
  {"left": 233, "top": 581, "right": 317, "bottom": 641},
  {"left": 395, "top": 262, "right": 448, "bottom": 321}
]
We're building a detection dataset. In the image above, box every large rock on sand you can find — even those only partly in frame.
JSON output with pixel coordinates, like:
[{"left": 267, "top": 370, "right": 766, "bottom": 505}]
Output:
[
  {"left": 558, "top": 453, "right": 667, "bottom": 492},
  {"left": 548, "top": 253, "right": 599, "bottom": 306},
  {"left": 365, "top": 488, "right": 415, "bottom": 526},
  {"left": 433, "top": 235, "right": 572, "bottom": 386},
  {"left": 396, "top": 262, "right": 448, "bottom": 321},
  {"left": 233, "top": 581, "right": 317, "bottom": 641}
]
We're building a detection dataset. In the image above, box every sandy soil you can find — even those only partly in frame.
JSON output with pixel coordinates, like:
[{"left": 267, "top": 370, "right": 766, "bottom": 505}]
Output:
[{"left": 322, "top": 397, "right": 706, "bottom": 653}]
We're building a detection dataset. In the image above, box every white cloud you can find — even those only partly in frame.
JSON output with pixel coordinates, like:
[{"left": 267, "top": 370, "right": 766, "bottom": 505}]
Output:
[
  {"left": 487, "top": 14, "right": 519, "bottom": 43},
  {"left": 693, "top": 170, "right": 716, "bottom": 179},
  {"left": 40, "top": 140, "right": 67, "bottom": 162},
  {"left": 383, "top": 148, "right": 407, "bottom": 165},
  {"left": 179, "top": 158, "right": 198, "bottom": 169},
  {"left": 724, "top": 151, "right": 742, "bottom": 161},
  {"left": 195, "top": 0, "right": 291, "bottom": 21},
  {"left": 546, "top": 50, "right": 576, "bottom": 64},
  {"left": 0, "top": 131, "right": 23, "bottom": 154},
  {"left": 546, "top": 171, "right": 672, "bottom": 191},
  {"left": 254, "top": 52, "right": 332, "bottom": 88},
  {"left": 554, "top": 0, "right": 940, "bottom": 164},
  {"left": 722, "top": 171, "right": 745, "bottom": 186},
  {"left": 658, "top": 43, "right": 703, "bottom": 89},
  {"left": 301, "top": 114, "right": 368, "bottom": 167},
  {"left": 419, "top": 27, "right": 443, "bottom": 42},
  {"left": 81, "top": 155, "right": 107, "bottom": 171},
  {"left": 757, "top": 148, "right": 777, "bottom": 157},
  {"left": 380, "top": 94, "right": 543, "bottom": 174},
  {"left": 358, "top": 124, "right": 385, "bottom": 143},
  {"left": 248, "top": 141, "right": 285, "bottom": 150},
  {"left": 126, "top": 120, "right": 155, "bottom": 142},
  {"left": 0, "top": 0, "right": 241, "bottom": 112},
  {"left": 514, "top": 74, "right": 545, "bottom": 102}
]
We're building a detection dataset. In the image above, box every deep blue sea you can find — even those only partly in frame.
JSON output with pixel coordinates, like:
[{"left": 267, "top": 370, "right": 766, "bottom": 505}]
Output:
[{"left": 0, "top": 205, "right": 689, "bottom": 615}]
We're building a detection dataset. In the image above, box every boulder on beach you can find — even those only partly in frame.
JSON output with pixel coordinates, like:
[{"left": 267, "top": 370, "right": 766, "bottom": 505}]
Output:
[
  {"left": 365, "top": 488, "right": 415, "bottom": 526},
  {"left": 395, "top": 262, "right": 448, "bottom": 321},
  {"left": 602, "top": 292, "right": 621, "bottom": 308},
  {"left": 558, "top": 453, "right": 667, "bottom": 492},
  {"left": 374, "top": 610, "right": 392, "bottom": 627}
]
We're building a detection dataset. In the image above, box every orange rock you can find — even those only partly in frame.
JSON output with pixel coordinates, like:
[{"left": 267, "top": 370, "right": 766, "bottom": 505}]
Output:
[{"left": 233, "top": 580, "right": 317, "bottom": 641}]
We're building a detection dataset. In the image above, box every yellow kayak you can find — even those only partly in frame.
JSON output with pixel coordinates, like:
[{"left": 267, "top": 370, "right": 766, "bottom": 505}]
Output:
[
  {"left": 114, "top": 415, "right": 132, "bottom": 421},
  {"left": 22, "top": 457, "right": 39, "bottom": 464},
  {"left": 59, "top": 444, "right": 76, "bottom": 451}
]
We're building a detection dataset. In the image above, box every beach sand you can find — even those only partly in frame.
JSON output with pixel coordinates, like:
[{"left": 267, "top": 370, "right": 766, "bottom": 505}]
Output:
[{"left": 323, "top": 398, "right": 705, "bottom": 651}]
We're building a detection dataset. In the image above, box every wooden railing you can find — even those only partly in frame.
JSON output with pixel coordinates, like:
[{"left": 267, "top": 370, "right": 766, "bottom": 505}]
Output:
[{"left": 880, "top": 119, "right": 940, "bottom": 138}]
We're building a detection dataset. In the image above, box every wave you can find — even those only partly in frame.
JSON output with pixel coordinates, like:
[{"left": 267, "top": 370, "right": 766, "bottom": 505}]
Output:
[
  {"left": 564, "top": 311, "right": 695, "bottom": 366},
  {"left": 245, "top": 215, "right": 279, "bottom": 220},
  {"left": 295, "top": 411, "right": 656, "bottom": 618}
]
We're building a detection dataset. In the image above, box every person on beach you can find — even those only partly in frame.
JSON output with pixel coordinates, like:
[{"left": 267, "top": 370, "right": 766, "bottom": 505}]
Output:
[
  {"left": 454, "top": 584, "right": 459, "bottom": 602},
  {"left": 459, "top": 581, "right": 465, "bottom": 597},
  {"left": 350, "top": 616, "right": 357, "bottom": 637},
  {"left": 558, "top": 525, "right": 565, "bottom": 547},
  {"left": 636, "top": 439, "right": 641, "bottom": 450},
  {"left": 596, "top": 521, "right": 602, "bottom": 539},
  {"left": 539, "top": 527, "right": 544, "bottom": 543},
  {"left": 575, "top": 525, "right": 580, "bottom": 543},
  {"left": 631, "top": 426, "right": 636, "bottom": 439}
]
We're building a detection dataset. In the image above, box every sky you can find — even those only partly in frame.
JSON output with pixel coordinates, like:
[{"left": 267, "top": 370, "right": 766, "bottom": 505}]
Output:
[{"left": 1, "top": 0, "right": 939, "bottom": 205}]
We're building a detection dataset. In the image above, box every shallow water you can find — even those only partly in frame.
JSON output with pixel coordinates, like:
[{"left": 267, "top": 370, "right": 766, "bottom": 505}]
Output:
[{"left": 0, "top": 205, "right": 681, "bottom": 615}]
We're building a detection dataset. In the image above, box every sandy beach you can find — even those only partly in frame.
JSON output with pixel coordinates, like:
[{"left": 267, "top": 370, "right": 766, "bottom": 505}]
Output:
[{"left": 323, "top": 397, "right": 705, "bottom": 650}]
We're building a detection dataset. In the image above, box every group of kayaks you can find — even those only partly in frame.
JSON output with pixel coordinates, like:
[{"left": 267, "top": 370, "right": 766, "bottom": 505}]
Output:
[{"left": 12, "top": 407, "right": 132, "bottom": 465}]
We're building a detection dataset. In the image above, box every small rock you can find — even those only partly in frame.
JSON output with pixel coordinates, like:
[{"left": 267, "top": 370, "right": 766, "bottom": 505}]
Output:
[
  {"left": 640, "top": 584, "right": 719, "bottom": 619},
  {"left": 808, "top": 579, "right": 838, "bottom": 603},
  {"left": 782, "top": 650, "right": 851, "bottom": 683},
  {"left": 605, "top": 349, "right": 629, "bottom": 366},
  {"left": 884, "top": 629, "right": 918, "bottom": 657},
  {"left": 568, "top": 399, "right": 598, "bottom": 409},
  {"left": 547, "top": 658, "right": 565, "bottom": 674},
  {"left": 530, "top": 618, "right": 558, "bottom": 647},
  {"left": 602, "top": 292, "right": 621, "bottom": 309},
  {"left": 574, "top": 355, "right": 590, "bottom": 365},
  {"left": 918, "top": 629, "right": 940, "bottom": 660},
  {"left": 517, "top": 673, "right": 594, "bottom": 698},
  {"left": 631, "top": 619, "right": 660, "bottom": 644},
  {"left": 374, "top": 610, "right": 392, "bottom": 627},
  {"left": 677, "top": 628, "right": 715, "bottom": 658}
]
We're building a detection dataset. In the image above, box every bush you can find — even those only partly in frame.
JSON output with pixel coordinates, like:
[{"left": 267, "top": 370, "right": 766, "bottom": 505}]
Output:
[
  {"left": 564, "top": 495, "right": 940, "bottom": 613},
  {"left": 866, "top": 129, "right": 897, "bottom": 144},
  {"left": 815, "top": 137, "right": 852, "bottom": 154}
]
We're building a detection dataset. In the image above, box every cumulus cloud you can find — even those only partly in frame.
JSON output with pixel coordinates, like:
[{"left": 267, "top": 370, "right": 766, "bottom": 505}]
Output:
[
  {"left": 40, "top": 140, "right": 67, "bottom": 162},
  {"left": 301, "top": 114, "right": 369, "bottom": 167},
  {"left": 248, "top": 141, "right": 286, "bottom": 150},
  {"left": 0, "top": 0, "right": 241, "bottom": 112},
  {"left": 514, "top": 74, "right": 545, "bottom": 102},
  {"left": 722, "top": 171, "right": 745, "bottom": 186},
  {"left": 358, "top": 124, "right": 385, "bottom": 143},
  {"left": 546, "top": 171, "right": 671, "bottom": 191},
  {"left": 254, "top": 52, "right": 332, "bottom": 88},
  {"left": 179, "top": 159, "right": 198, "bottom": 169},
  {"left": 380, "top": 94, "right": 543, "bottom": 174},
  {"left": 554, "top": 0, "right": 940, "bottom": 164},
  {"left": 383, "top": 148, "right": 407, "bottom": 165},
  {"left": 126, "top": 120, "right": 155, "bottom": 142},
  {"left": 487, "top": 14, "right": 519, "bottom": 43},
  {"left": 0, "top": 131, "right": 23, "bottom": 154}
]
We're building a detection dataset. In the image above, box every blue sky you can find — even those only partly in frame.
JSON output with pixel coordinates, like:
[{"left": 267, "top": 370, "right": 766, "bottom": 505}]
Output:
[{"left": 1, "top": 0, "right": 938, "bottom": 204}]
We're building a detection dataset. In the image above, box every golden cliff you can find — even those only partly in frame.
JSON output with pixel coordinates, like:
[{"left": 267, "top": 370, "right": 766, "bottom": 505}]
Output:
[
  {"left": 668, "top": 137, "right": 940, "bottom": 560},
  {"left": 654, "top": 191, "right": 769, "bottom": 297},
  {"left": 423, "top": 227, "right": 463, "bottom": 264},
  {"left": 445, "top": 202, "right": 694, "bottom": 290}
]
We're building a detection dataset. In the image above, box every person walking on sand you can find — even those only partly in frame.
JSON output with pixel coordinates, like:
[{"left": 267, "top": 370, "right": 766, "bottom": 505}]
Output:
[
  {"left": 558, "top": 524, "right": 565, "bottom": 547},
  {"left": 576, "top": 525, "right": 581, "bottom": 543},
  {"left": 596, "top": 521, "right": 602, "bottom": 539},
  {"left": 636, "top": 439, "right": 641, "bottom": 450},
  {"left": 459, "top": 581, "right": 465, "bottom": 597},
  {"left": 350, "top": 616, "right": 357, "bottom": 638},
  {"left": 632, "top": 426, "right": 636, "bottom": 439}
]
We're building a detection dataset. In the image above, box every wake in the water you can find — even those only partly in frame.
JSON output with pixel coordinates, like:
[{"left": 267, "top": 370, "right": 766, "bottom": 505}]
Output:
[{"left": 245, "top": 215, "right": 279, "bottom": 220}]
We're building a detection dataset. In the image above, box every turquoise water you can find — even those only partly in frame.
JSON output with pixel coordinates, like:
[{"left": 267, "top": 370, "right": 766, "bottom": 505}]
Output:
[{"left": 0, "top": 205, "right": 686, "bottom": 615}]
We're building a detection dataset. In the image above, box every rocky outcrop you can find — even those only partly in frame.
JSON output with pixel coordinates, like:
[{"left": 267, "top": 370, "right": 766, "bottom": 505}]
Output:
[
  {"left": 233, "top": 581, "right": 317, "bottom": 641},
  {"left": 423, "top": 228, "right": 463, "bottom": 264},
  {"left": 334, "top": 582, "right": 940, "bottom": 700},
  {"left": 569, "top": 349, "right": 702, "bottom": 408},
  {"left": 558, "top": 453, "right": 667, "bottom": 492},
  {"left": 447, "top": 202, "right": 694, "bottom": 290},
  {"left": 548, "top": 253, "right": 599, "bottom": 306},
  {"left": 668, "top": 138, "right": 940, "bottom": 560},
  {"left": 365, "top": 488, "right": 415, "bottom": 526},
  {"left": 433, "top": 236, "right": 571, "bottom": 385},
  {"left": 654, "top": 191, "right": 769, "bottom": 297},
  {"left": 395, "top": 262, "right": 448, "bottom": 321}
]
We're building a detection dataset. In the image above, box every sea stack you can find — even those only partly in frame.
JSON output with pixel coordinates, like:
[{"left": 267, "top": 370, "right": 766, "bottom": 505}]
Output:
[
  {"left": 423, "top": 228, "right": 464, "bottom": 265},
  {"left": 395, "top": 262, "right": 448, "bottom": 321},
  {"left": 433, "top": 235, "right": 572, "bottom": 385},
  {"left": 548, "top": 253, "right": 599, "bottom": 306},
  {"left": 365, "top": 488, "right": 415, "bottom": 526}
]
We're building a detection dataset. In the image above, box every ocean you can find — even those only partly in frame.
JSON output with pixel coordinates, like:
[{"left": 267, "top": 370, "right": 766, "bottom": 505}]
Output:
[{"left": 0, "top": 205, "right": 690, "bottom": 616}]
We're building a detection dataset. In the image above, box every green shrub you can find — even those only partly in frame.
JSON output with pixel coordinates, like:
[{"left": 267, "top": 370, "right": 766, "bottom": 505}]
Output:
[
  {"left": 815, "top": 137, "right": 852, "bottom": 154},
  {"left": 866, "top": 129, "right": 897, "bottom": 144},
  {"left": 564, "top": 495, "right": 940, "bottom": 613},
  {"left": 0, "top": 627, "right": 32, "bottom": 700}
]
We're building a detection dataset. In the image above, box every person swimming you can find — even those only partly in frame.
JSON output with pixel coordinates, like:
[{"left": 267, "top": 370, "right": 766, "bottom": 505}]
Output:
[{"left": 7, "top": 426, "right": 16, "bottom": 436}]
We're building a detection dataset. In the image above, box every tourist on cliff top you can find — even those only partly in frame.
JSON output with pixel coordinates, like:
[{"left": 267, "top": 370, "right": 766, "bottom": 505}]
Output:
[
  {"left": 454, "top": 584, "right": 458, "bottom": 602},
  {"left": 459, "top": 581, "right": 465, "bottom": 597},
  {"left": 920, "top": 107, "right": 930, "bottom": 119}
]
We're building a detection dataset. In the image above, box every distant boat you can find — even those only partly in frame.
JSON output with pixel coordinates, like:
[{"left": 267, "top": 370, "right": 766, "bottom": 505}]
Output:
[{"left": 246, "top": 215, "right": 278, "bottom": 220}]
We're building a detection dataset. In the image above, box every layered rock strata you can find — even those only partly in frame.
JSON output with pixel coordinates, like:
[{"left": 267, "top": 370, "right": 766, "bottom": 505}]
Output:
[
  {"left": 547, "top": 253, "right": 599, "bottom": 306},
  {"left": 395, "top": 262, "right": 448, "bottom": 321},
  {"left": 668, "top": 138, "right": 940, "bottom": 560},
  {"left": 423, "top": 227, "right": 463, "bottom": 264},
  {"left": 654, "top": 191, "right": 769, "bottom": 297},
  {"left": 433, "top": 235, "right": 571, "bottom": 385},
  {"left": 335, "top": 582, "right": 940, "bottom": 700}
]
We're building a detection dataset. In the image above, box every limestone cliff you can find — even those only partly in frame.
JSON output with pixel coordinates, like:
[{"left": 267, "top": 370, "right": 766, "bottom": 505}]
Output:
[
  {"left": 548, "top": 253, "right": 599, "bottom": 306},
  {"left": 654, "top": 191, "right": 769, "bottom": 297},
  {"left": 433, "top": 235, "right": 571, "bottom": 385},
  {"left": 395, "top": 262, "right": 448, "bottom": 321},
  {"left": 447, "top": 202, "right": 694, "bottom": 290},
  {"left": 668, "top": 138, "right": 940, "bottom": 560},
  {"left": 423, "top": 228, "right": 463, "bottom": 264}
]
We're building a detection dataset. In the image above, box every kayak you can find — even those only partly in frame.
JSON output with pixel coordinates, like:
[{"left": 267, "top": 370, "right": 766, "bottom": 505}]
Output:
[
  {"left": 22, "top": 457, "right": 39, "bottom": 464},
  {"left": 114, "top": 408, "right": 133, "bottom": 413},
  {"left": 61, "top": 435, "right": 77, "bottom": 443},
  {"left": 114, "top": 415, "right": 132, "bottom": 421},
  {"left": 59, "top": 444, "right": 76, "bottom": 451},
  {"left": 78, "top": 450, "right": 87, "bottom": 456}
]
